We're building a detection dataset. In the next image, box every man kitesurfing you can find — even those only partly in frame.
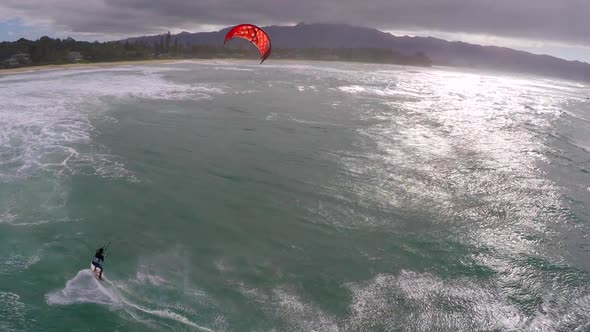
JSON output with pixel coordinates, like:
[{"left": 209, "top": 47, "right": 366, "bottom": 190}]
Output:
[
  {"left": 91, "top": 241, "right": 109, "bottom": 280},
  {"left": 91, "top": 248, "right": 105, "bottom": 280}
]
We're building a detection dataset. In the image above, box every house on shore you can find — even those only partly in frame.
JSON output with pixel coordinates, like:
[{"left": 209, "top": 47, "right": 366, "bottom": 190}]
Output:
[
  {"left": 67, "top": 51, "right": 83, "bottom": 62},
  {"left": 2, "top": 57, "right": 19, "bottom": 67},
  {"left": 2, "top": 53, "right": 32, "bottom": 67}
]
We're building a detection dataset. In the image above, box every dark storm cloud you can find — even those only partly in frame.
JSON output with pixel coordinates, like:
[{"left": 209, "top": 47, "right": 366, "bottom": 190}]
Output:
[{"left": 1, "top": 0, "right": 588, "bottom": 45}]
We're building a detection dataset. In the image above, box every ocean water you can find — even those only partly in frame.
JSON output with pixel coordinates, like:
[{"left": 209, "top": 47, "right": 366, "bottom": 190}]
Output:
[{"left": 0, "top": 60, "right": 589, "bottom": 331}]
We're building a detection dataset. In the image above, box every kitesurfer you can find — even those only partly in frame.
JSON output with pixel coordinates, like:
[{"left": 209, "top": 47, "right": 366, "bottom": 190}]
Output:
[{"left": 92, "top": 248, "right": 105, "bottom": 280}]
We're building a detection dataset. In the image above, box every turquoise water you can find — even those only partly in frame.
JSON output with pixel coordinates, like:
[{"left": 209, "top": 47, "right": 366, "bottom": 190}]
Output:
[{"left": 0, "top": 61, "right": 589, "bottom": 331}]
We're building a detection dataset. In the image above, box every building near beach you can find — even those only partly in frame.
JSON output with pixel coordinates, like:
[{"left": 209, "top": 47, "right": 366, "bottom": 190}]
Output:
[{"left": 67, "top": 52, "right": 83, "bottom": 62}]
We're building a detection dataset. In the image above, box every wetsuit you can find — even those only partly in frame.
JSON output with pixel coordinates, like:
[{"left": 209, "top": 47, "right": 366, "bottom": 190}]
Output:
[{"left": 92, "top": 251, "right": 105, "bottom": 276}]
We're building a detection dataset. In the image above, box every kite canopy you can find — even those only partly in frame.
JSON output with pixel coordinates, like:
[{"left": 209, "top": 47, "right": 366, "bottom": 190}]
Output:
[{"left": 224, "top": 24, "right": 272, "bottom": 63}]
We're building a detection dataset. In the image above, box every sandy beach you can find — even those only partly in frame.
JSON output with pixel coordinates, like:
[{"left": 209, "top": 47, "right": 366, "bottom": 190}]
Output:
[{"left": 0, "top": 59, "right": 187, "bottom": 76}]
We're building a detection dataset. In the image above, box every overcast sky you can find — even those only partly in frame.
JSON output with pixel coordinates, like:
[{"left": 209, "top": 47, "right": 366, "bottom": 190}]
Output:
[{"left": 1, "top": 0, "right": 589, "bottom": 62}]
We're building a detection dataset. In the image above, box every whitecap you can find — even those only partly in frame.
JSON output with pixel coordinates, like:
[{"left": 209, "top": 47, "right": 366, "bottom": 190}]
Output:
[{"left": 47, "top": 269, "right": 215, "bottom": 331}]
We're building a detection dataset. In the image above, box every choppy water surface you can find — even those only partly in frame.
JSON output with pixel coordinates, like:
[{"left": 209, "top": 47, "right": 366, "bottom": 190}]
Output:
[{"left": 0, "top": 61, "right": 589, "bottom": 331}]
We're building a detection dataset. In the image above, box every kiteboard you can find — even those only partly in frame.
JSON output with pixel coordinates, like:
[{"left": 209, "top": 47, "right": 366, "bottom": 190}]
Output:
[{"left": 90, "top": 263, "right": 103, "bottom": 280}]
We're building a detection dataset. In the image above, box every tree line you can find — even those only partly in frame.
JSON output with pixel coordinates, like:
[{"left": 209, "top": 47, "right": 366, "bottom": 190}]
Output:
[
  {"left": 1, "top": 36, "right": 152, "bottom": 66},
  {"left": 1, "top": 31, "right": 431, "bottom": 68}
]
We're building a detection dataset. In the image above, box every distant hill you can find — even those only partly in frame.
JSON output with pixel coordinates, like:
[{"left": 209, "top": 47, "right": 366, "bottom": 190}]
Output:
[{"left": 125, "top": 23, "right": 590, "bottom": 82}]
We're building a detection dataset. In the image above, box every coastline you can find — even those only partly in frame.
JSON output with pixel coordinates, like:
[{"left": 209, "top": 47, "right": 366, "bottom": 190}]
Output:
[{"left": 0, "top": 59, "right": 187, "bottom": 76}]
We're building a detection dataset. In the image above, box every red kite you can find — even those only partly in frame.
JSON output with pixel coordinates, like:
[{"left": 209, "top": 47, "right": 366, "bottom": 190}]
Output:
[{"left": 224, "top": 24, "right": 272, "bottom": 63}]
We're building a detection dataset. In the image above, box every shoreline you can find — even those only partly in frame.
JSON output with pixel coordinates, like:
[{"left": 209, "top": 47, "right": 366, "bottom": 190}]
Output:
[
  {"left": 0, "top": 57, "right": 433, "bottom": 77},
  {"left": 0, "top": 59, "right": 188, "bottom": 76}
]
